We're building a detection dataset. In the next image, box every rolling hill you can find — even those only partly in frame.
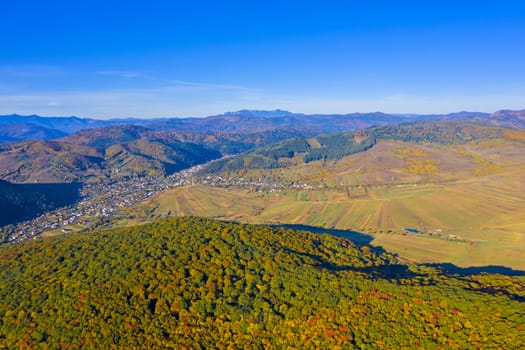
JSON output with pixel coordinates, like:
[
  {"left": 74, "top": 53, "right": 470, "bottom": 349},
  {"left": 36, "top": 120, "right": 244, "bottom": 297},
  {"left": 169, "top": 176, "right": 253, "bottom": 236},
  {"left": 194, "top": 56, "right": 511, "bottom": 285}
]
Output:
[
  {"left": 60, "top": 124, "right": 151, "bottom": 148},
  {"left": 148, "top": 110, "right": 415, "bottom": 134},
  {"left": 0, "top": 125, "right": 221, "bottom": 183},
  {"left": 137, "top": 121, "right": 525, "bottom": 269},
  {"left": 198, "top": 120, "right": 508, "bottom": 174},
  {"left": 466, "top": 109, "right": 525, "bottom": 129},
  {"left": 0, "top": 217, "right": 523, "bottom": 348},
  {"left": 155, "top": 129, "right": 310, "bottom": 155},
  {"left": 0, "top": 140, "right": 105, "bottom": 183}
]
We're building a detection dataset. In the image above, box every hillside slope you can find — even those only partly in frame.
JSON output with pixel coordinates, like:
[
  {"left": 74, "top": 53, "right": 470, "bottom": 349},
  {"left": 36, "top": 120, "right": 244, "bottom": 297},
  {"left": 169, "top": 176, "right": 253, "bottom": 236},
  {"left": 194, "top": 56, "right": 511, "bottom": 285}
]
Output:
[
  {"left": 141, "top": 123, "right": 525, "bottom": 269},
  {"left": 199, "top": 120, "right": 508, "bottom": 174},
  {"left": 467, "top": 109, "right": 525, "bottom": 129},
  {"left": 0, "top": 140, "right": 105, "bottom": 183},
  {"left": 0, "top": 125, "right": 221, "bottom": 183},
  {"left": 0, "top": 217, "right": 523, "bottom": 348}
]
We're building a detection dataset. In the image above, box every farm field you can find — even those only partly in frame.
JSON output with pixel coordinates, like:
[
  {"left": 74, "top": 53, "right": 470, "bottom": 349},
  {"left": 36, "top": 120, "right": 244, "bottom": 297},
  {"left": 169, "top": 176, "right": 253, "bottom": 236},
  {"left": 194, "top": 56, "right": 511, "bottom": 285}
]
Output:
[{"left": 140, "top": 168, "right": 525, "bottom": 270}]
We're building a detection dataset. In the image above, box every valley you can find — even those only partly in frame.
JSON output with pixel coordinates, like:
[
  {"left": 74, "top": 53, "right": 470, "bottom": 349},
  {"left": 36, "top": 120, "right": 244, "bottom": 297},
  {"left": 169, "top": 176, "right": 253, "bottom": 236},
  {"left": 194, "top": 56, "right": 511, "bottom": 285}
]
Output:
[
  {"left": 138, "top": 180, "right": 525, "bottom": 270},
  {"left": 4, "top": 4, "right": 525, "bottom": 347},
  {"left": 137, "top": 136, "right": 525, "bottom": 270},
  {"left": 1, "top": 112, "right": 525, "bottom": 348},
  {"left": 2, "top": 117, "right": 524, "bottom": 271},
  {"left": 0, "top": 163, "right": 207, "bottom": 243}
]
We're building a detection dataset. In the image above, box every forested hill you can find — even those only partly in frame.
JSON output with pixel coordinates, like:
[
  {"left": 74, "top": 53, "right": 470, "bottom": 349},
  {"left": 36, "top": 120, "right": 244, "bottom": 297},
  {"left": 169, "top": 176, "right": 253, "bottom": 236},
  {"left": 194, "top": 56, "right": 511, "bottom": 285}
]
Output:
[
  {"left": 0, "top": 217, "right": 523, "bottom": 348},
  {"left": 0, "top": 125, "right": 221, "bottom": 183},
  {"left": 200, "top": 120, "right": 513, "bottom": 173}
]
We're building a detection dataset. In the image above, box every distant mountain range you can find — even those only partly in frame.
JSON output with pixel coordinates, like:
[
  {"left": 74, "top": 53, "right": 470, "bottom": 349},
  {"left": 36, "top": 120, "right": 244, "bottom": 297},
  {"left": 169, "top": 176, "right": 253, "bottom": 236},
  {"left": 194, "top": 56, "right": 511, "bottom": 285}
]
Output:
[
  {"left": 0, "top": 109, "right": 524, "bottom": 183},
  {"left": 4, "top": 109, "right": 524, "bottom": 144},
  {"left": 0, "top": 114, "right": 121, "bottom": 134},
  {"left": 0, "top": 123, "right": 68, "bottom": 143},
  {"left": 0, "top": 114, "right": 159, "bottom": 143}
]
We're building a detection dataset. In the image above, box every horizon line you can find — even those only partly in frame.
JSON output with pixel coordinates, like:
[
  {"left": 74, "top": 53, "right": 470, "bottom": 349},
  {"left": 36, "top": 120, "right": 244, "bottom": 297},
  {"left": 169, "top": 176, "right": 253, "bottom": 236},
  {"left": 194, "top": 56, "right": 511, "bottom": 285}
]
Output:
[{"left": 1, "top": 108, "right": 519, "bottom": 121}]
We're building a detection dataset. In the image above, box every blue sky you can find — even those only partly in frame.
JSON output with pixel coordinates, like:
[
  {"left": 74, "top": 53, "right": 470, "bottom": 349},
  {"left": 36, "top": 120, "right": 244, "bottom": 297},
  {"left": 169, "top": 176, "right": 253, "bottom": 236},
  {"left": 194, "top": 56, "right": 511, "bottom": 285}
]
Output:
[{"left": 1, "top": 1, "right": 524, "bottom": 118}]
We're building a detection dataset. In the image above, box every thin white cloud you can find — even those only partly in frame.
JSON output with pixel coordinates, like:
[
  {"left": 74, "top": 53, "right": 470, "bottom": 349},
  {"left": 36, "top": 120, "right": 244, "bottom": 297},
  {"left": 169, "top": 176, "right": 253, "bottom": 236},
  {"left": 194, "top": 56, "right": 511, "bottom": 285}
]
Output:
[
  {"left": 3, "top": 89, "right": 522, "bottom": 118},
  {"left": 0, "top": 65, "right": 64, "bottom": 78},
  {"left": 266, "top": 94, "right": 525, "bottom": 115},
  {"left": 1, "top": 65, "right": 523, "bottom": 117},
  {"left": 0, "top": 82, "right": 264, "bottom": 118},
  {"left": 96, "top": 70, "right": 154, "bottom": 79},
  {"left": 168, "top": 79, "right": 254, "bottom": 92},
  {"left": 0, "top": 66, "right": 266, "bottom": 117},
  {"left": 94, "top": 72, "right": 257, "bottom": 94}
]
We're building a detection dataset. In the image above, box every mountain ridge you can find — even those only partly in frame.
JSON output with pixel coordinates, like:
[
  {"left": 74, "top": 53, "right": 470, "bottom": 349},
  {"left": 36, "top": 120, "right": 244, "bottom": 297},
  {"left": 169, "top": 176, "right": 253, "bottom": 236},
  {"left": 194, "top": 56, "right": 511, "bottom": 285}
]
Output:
[
  {"left": 0, "top": 123, "right": 68, "bottom": 143},
  {"left": 2, "top": 109, "right": 522, "bottom": 144}
]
